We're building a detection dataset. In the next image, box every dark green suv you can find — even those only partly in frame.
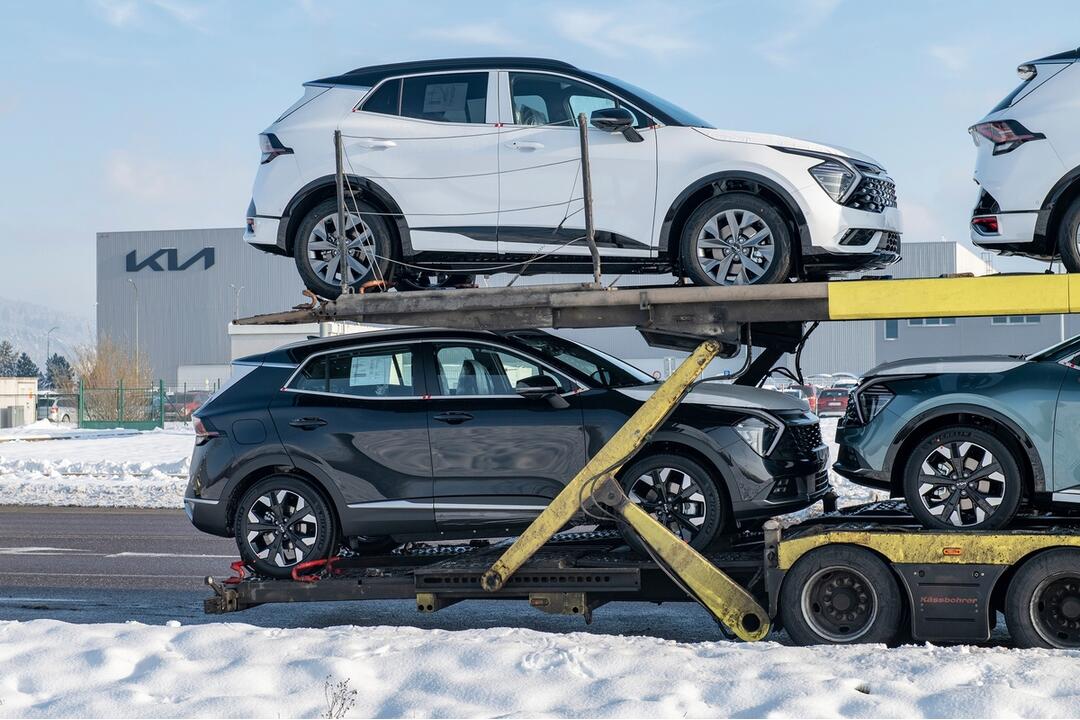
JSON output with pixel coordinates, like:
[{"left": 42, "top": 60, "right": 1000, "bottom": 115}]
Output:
[{"left": 834, "top": 335, "right": 1080, "bottom": 530}]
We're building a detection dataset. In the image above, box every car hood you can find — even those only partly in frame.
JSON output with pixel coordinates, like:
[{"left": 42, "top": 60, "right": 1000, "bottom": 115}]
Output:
[
  {"left": 692, "top": 127, "right": 883, "bottom": 168},
  {"left": 617, "top": 383, "right": 808, "bottom": 412},
  {"left": 868, "top": 355, "right": 1028, "bottom": 377}
]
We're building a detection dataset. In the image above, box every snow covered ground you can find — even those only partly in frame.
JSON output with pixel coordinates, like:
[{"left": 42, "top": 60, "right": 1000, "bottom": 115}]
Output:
[
  {"left": 0, "top": 417, "right": 880, "bottom": 511},
  {"left": 0, "top": 424, "right": 193, "bottom": 508},
  {"left": 1, "top": 620, "right": 1080, "bottom": 718}
]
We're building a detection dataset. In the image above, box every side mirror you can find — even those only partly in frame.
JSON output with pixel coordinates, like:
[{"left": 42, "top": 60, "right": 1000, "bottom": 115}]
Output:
[
  {"left": 590, "top": 107, "right": 644, "bottom": 143},
  {"left": 515, "top": 375, "right": 569, "bottom": 409}
]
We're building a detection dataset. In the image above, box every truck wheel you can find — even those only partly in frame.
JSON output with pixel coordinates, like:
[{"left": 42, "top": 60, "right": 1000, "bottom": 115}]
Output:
[
  {"left": 234, "top": 475, "right": 337, "bottom": 579},
  {"left": 1055, "top": 196, "right": 1080, "bottom": 274},
  {"left": 293, "top": 197, "right": 393, "bottom": 299},
  {"left": 679, "top": 193, "right": 793, "bottom": 286},
  {"left": 617, "top": 454, "right": 726, "bottom": 554},
  {"left": 1005, "top": 548, "right": 1080, "bottom": 649},
  {"left": 781, "top": 545, "right": 903, "bottom": 645},
  {"left": 902, "top": 426, "right": 1022, "bottom": 531}
]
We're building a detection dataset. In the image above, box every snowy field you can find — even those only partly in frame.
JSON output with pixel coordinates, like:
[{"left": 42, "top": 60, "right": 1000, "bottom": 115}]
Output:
[
  {"left": 0, "top": 418, "right": 881, "bottom": 510},
  {"left": 2, "top": 620, "right": 1080, "bottom": 718}
]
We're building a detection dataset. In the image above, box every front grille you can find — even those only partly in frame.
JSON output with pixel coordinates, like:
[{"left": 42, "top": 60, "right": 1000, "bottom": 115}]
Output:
[
  {"left": 788, "top": 422, "right": 824, "bottom": 455},
  {"left": 880, "top": 231, "right": 900, "bottom": 255},
  {"left": 845, "top": 175, "right": 897, "bottom": 213}
]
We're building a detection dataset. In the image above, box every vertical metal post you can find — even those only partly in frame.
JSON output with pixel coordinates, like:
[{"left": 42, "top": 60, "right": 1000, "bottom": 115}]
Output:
[
  {"left": 577, "top": 113, "right": 602, "bottom": 286},
  {"left": 334, "top": 130, "right": 350, "bottom": 298},
  {"left": 118, "top": 379, "right": 124, "bottom": 423}
]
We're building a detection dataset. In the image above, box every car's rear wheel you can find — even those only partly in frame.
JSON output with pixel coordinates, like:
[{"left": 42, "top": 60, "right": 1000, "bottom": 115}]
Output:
[
  {"left": 616, "top": 454, "right": 726, "bottom": 554},
  {"left": 293, "top": 197, "right": 394, "bottom": 299},
  {"left": 1005, "top": 548, "right": 1080, "bottom": 649},
  {"left": 234, "top": 475, "right": 337, "bottom": 579},
  {"left": 1055, "top": 196, "right": 1080, "bottom": 274},
  {"left": 901, "top": 426, "right": 1023, "bottom": 531},
  {"left": 679, "top": 193, "right": 793, "bottom": 286}
]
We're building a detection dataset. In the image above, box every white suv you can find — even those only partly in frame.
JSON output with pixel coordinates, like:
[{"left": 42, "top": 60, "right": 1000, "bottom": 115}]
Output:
[
  {"left": 246, "top": 57, "right": 902, "bottom": 297},
  {"left": 970, "top": 47, "right": 1080, "bottom": 269}
]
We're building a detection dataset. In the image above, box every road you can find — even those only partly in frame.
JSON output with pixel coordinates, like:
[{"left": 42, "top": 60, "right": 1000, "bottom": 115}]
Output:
[{"left": 0, "top": 506, "right": 721, "bottom": 641}]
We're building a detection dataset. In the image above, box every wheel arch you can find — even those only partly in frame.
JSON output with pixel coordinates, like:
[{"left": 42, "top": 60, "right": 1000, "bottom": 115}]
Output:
[
  {"left": 658, "top": 171, "right": 812, "bottom": 274},
  {"left": 1036, "top": 163, "right": 1080, "bottom": 254},
  {"left": 884, "top": 405, "right": 1045, "bottom": 498},
  {"left": 224, "top": 463, "right": 344, "bottom": 538},
  {"left": 280, "top": 175, "right": 412, "bottom": 257}
]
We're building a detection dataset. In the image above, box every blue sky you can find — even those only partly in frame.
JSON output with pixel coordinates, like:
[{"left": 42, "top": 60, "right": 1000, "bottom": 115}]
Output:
[{"left": 1, "top": 0, "right": 1077, "bottom": 315}]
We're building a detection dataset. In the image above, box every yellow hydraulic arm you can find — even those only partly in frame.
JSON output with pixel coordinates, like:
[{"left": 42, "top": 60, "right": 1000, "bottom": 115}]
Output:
[{"left": 480, "top": 340, "right": 771, "bottom": 642}]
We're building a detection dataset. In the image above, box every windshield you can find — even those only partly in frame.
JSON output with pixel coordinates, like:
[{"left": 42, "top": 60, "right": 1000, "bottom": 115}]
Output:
[
  {"left": 1027, "top": 333, "right": 1080, "bottom": 362},
  {"left": 508, "top": 332, "right": 656, "bottom": 389},
  {"left": 592, "top": 72, "right": 714, "bottom": 128}
]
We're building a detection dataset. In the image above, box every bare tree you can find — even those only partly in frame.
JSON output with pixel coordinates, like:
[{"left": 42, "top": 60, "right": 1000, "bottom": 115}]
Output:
[{"left": 72, "top": 337, "right": 153, "bottom": 422}]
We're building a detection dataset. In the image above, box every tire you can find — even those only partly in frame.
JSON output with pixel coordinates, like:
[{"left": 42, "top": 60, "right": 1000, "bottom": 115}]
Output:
[
  {"left": 679, "top": 193, "right": 793, "bottom": 286},
  {"left": 1005, "top": 548, "right": 1080, "bottom": 649},
  {"left": 394, "top": 271, "right": 476, "bottom": 292},
  {"left": 293, "top": 197, "right": 394, "bottom": 299},
  {"left": 901, "top": 426, "right": 1023, "bottom": 531},
  {"left": 781, "top": 545, "right": 904, "bottom": 645},
  {"left": 234, "top": 475, "right": 337, "bottom": 579},
  {"left": 1055, "top": 196, "right": 1080, "bottom": 274},
  {"left": 617, "top": 453, "right": 727, "bottom": 554},
  {"left": 61, "top": 414, "right": 70, "bottom": 423}
]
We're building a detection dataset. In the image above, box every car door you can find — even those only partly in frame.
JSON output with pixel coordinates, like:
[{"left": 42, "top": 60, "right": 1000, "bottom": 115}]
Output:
[
  {"left": 1052, "top": 353, "right": 1080, "bottom": 494},
  {"left": 340, "top": 71, "right": 500, "bottom": 255},
  {"left": 497, "top": 70, "right": 658, "bottom": 259},
  {"left": 423, "top": 339, "right": 588, "bottom": 532},
  {"left": 269, "top": 342, "right": 435, "bottom": 536}
]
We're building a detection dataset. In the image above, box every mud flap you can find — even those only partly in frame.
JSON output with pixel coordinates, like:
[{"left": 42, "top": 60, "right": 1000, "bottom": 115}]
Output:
[{"left": 895, "top": 563, "right": 1006, "bottom": 643}]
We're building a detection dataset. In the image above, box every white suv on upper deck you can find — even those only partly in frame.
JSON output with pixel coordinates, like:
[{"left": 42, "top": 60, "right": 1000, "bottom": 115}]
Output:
[
  {"left": 246, "top": 57, "right": 902, "bottom": 297},
  {"left": 970, "top": 46, "right": 1080, "bottom": 269}
]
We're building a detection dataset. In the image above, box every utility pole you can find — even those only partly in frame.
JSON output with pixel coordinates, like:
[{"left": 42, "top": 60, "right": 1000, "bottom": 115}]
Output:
[
  {"left": 577, "top": 113, "right": 602, "bottom": 286},
  {"left": 334, "top": 129, "right": 350, "bottom": 298},
  {"left": 45, "top": 326, "right": 58, "bottom": 384},
  {"left": 128, "top": 278, "right": 139, "bottom": 385}
]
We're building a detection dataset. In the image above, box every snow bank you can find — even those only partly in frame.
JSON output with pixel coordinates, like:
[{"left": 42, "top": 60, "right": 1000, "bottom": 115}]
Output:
[
  {"left": 0, "top": 427, "right": 193, "bottom": 508},
  {"left": 1, "top": 620, "right": 1079, "bottom": 718}
]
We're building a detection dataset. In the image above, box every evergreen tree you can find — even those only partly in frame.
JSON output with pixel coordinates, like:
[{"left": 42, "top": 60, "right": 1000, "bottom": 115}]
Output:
[
  {"left": 44, "top": 353, "right": 75, "bottom": 391},
  {"left": 0, "top": 341, "right": 15, "bottom": 377},
  {"left": 13, "top": 352, "right": 39, "bottom": 378}
]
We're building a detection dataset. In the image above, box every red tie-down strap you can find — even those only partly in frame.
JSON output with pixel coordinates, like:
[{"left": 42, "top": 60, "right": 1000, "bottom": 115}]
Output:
[
  {"left": 223, "top": 560, "right": 248, "bottom": 585},
  {"left": 291, "top": 556, "right": 343, "bottom": 583}
]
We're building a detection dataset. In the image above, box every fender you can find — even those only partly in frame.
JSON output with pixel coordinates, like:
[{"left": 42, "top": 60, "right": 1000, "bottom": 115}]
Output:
[
  {"left": 658, "top": 170, "right": 812, "bottom": 258},
  {"left": 885, "top": 403, "right": 1046, "bottom": 494},
  {"left": 1034, "top": 162, "right": 1080, "bottom": 248},
  {"left": 278, "top": 174, "right": 414, "bottom": 256}
]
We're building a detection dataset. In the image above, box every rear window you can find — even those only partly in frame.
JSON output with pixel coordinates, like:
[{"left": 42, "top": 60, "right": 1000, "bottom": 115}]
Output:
[
  {"left": 361, "top": 79, "right": 401, "bottom": 115},
  {"left": 820, "top": 389, "right": 848, "bottom": 398}
]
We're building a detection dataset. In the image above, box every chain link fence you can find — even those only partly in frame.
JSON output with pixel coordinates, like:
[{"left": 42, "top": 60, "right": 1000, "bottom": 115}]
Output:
[{"left": 78, "top": 381, "right": 165, "bottom": 430}]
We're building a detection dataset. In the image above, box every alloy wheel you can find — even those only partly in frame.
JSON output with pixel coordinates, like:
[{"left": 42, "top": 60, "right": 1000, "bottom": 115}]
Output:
[
  {"left": 1030, "top": 574, "right": 1080, "bottom": 648},
  {"left": 800, "top": 566, "right": 879, "bottom": 642},
  {"left": 917, "top": 441, "right": 1006, "bottom": 527},
  {"left": 306, "top": 211, "right": 378, "bottom": 286},
  {"left": 696, "top": 209, "right": 776, "bottom": 285},
  {"left": 244, "top": 489, "right": 320, "bottom": 568},
  {"left": 625, "top": 466, "right": 708, "bottom": 542}
]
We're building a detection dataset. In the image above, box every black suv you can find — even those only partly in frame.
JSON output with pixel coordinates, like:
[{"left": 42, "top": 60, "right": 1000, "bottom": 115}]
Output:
[{"left": 186, "top": 328, "right": 829, "bottom": 576}]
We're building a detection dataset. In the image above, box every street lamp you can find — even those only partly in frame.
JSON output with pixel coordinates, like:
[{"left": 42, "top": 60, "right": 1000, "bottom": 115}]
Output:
[
  {"left": 45, "top": 326, "right": 59, "bottom": 382},
  {"left": 229, "top": 284, "right": 245, "bottom": 321},
  {"left": 127, "top": 278, "right": 139, "bottom": 385}
]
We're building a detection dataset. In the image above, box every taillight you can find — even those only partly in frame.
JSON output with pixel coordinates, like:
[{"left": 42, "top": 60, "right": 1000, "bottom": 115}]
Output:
[
  {"left": 193, "top": 417, "right": 219, "bottom": 446},
  {"left": 969, "top": 120, "right": 1045, "bottom": 155},
  {"left": 259, "top": 133, "right": 294, "bottom": 164},
  {"left": 971, "top": 215, "right": 1000, "bottom": 235}
]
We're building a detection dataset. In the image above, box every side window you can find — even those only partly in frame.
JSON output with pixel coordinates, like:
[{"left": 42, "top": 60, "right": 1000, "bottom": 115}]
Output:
[
  {"left": 360, "top": 79, "right": 401, "bottom": 115},
  {"left": 433, "top": 344, "right": 566, "bottom": 396},
  {"left": 509, "top": 73, "right": 646, "bottom": 127},
  {"left": 400, "top": 73, "right": 488, "bottom": 124},
  {"left": 289, "top": 346, "right": 416, "bottom": 398}
]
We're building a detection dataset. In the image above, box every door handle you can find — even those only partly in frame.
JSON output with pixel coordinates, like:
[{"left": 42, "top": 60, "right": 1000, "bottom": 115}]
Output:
[
  {"left": 505, "top": 140, "right": 544, "bottom": 151},
  {"left": 433, "top": 412, "right": 474, "bottom": 425},
  {"left": 289, "top": 417, "right": 327, "bottom": 430},
  {"left": 353, "top": 138, "right": 397, "bottom": 150}
]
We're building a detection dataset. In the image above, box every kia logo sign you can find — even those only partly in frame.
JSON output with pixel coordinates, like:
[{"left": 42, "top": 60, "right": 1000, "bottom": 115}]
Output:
[{"left": 126, "top": 247, "right": 215, "bottom": 272}]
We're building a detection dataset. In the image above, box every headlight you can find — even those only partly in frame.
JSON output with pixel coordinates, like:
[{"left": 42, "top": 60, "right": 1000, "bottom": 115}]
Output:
[
  {"left": 809, "top": 161, "right": 858, "bottom": 203},
  {"left": 734, "top": 415, "right": 783, "bottom": 456},
  {"left": 854, "top": 383, "right": 895, "bottom": 424}
]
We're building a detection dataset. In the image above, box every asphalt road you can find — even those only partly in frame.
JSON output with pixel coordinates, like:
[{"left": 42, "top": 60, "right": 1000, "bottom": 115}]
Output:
[{"left": 0, "top": 506, "right": 722, "bottom": 641}]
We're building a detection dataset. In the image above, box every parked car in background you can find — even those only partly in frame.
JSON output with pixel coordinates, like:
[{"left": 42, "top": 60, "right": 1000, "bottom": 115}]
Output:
[
  {"left": 969, "top": 46, "right": 1080, "bottom": 270},
  {"left": 48, "top": 402, "right": 76, "bottom": 424},
  {"left": 782, "top": 384, "right": 819, "bottom": 414},
  {"left": 186, "top": 328, "right": 829, "bottom": 577},
  {"left": 834, "top": 334, "right": 1080, "bottom": 530},
  {"left": 246, "top": 56, "right": 901, "bottom": 298},
  {"left": 816, "top": 387, "right": 850, "bottom": 417}
]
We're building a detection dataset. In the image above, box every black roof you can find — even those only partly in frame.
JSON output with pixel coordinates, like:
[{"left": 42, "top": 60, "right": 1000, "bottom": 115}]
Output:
[
  {"left": 1030, "top": 46, "right": 1080, "bottom": 63},
  {"left": 308, "top": 56, "right": 687, "bottom": 126}
]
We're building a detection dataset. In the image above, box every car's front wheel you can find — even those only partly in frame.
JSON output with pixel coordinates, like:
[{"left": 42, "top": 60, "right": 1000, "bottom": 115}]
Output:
[
  {"left": 234, "top": 475, "right": 337, "bottom": 578},
  {"left": 901, "top": 426, "right": 1023, "bottom": 531},
  {"left": 617, "top": 453, "right": 726, "bottom": 554},
  {"left": 293, "top": 197, "right": 394, "bottom": 299},
  {"left": 679, "top": 193, "right": 793, "bottom": 286}
]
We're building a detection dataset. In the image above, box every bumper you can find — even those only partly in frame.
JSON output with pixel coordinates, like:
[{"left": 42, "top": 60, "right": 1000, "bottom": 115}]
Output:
[
  {"left": 832, "top": 421, "right": 893, "bottom": 492},
  {"left": 802, "top": 230, "right": 901, "bottom": 274},
  {"left": 244, "top": 199, "right": 284, "bottom": 252},
  {"left": 184, "top": 495, "right": 231, "bottom": 536},
  {"left": 970, "top": 210, "right": 1046, "bottom": 254}
]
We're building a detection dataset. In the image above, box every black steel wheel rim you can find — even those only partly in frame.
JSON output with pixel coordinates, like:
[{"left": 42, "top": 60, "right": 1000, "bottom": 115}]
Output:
[
  {"left": 625, "top": 466, "right": 708, "bottom": 542},
  {"left": 917, "top": 441, "right": 1007, "bottom": 527},
  {"left": 245, "top": 489, "right": 319, "bottom": 568},
  {"left": 1031, "top": 574, "right": 1080, "bottom": 648},
  {"left": 801, "top": 566, "right": 878, "bottom": 642}
]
